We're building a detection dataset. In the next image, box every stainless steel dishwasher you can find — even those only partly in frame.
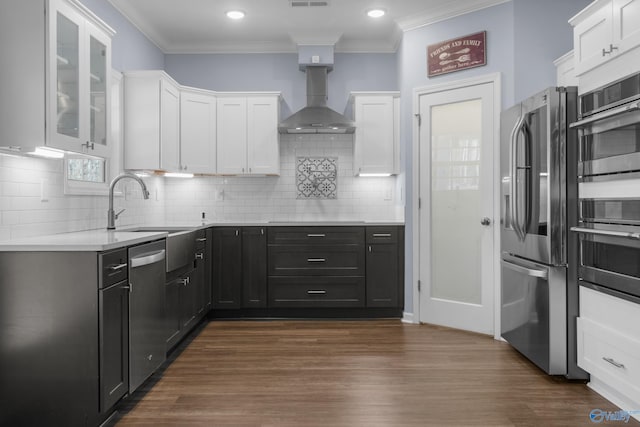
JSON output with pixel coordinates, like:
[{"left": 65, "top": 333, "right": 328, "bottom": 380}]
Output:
[{"left": 128, "top": 240, "right": 167, "bottom": 392}]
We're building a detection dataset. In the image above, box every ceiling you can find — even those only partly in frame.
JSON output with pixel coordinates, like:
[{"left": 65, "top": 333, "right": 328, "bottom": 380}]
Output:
[{"left": 107, "top": 0, "right": 509, "bottom": 54}]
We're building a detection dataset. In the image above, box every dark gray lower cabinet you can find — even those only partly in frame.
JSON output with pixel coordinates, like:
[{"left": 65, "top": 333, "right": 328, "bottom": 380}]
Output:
[
  {"left": 166, "top": 229, "right": 211, "bottom": 352},
  {"left": 365, "top": 226, "right": 404, "bottom": 308},
  {"left": 242, "top": 227, "right": 268, "bottom": 308},
  {"left": 267, "top": 227, "right": 366, "bottom": 307},
  {"left": 212, "top": 227, "right": 268, "bottom": 309},
  {"left": 213, "top": 225, "right": 404, "bottom": 313},
  {"left": 99, "top": 280, "right": 129, "bottom": 412},
  {"left": 165, "top": 273, "right": 182, "bottom": 350},
  {"left": 212, "top": 227, "right": 243, "bottom": 308}
]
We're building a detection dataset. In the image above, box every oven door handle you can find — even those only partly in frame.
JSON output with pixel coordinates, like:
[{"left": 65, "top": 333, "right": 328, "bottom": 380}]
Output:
[
  {"left": 570, "top": 100, "right": 640, "bottom": 129},
  {"left": 570, "top": 226, "right": 640, "bottom": 240},
  {"left": 501, "top": 259, "right": 549, "bottom": 279}
]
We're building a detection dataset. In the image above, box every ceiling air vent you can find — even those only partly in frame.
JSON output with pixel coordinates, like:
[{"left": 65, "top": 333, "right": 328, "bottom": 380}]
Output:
[{"left": 290, "top": 1, "right": 329, "bottom": 7}]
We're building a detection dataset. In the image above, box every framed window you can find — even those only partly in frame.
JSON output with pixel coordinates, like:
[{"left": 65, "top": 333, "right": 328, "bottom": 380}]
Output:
[{"left": 64, "top": 153, "right": 110, "bottom": 195}]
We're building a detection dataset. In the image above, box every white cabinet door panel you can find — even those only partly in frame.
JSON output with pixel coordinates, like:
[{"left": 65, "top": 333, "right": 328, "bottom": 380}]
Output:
[
  {"left": 614, "top": 0, "right": 640, "bottom": 52},
  {"left": 160, "top": 81, "right": 180, "bottom": 171},
  {"left": 247, "top": 97, "right": 279, "bottom": 175},
  {"left": 180, "top": 91, "right": 216, "bottom": 174},
  {"left": 217, "top": 98, "right": 247, "bottom": 174},
  {"left": 353, "top": 94, "right": 398, "bottom": 175},
  {"left": 574, "top": 4, "right": 614, "bottom": 75}
]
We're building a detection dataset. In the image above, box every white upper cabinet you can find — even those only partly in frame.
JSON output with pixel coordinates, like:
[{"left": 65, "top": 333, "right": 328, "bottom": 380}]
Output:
[
  {"left": 351, "top": 92, "right": 400, "bottom": 176},
  {"left": 217, "top": 97, "right": 248, "bottom": 175},
  {"left": 554, "top": 51, "right": 579, "bottom": 87},
  {"left": 123, "top": 71, "right": 180, "bottom": 171},
  {"left": 247, "top": 96, "right": 280, "bottom": 175},
  {"left": 571, "top": 0, "right": 640, "bottom": 76},
  {"left": 0, "top": 0, "right": 114, "bottom": 157},
  {"left": 217, "top": 94, "right": 280, "bottom": 175},
  {"left": 180, "top": 88, "right": 217, "bottom": 174}
]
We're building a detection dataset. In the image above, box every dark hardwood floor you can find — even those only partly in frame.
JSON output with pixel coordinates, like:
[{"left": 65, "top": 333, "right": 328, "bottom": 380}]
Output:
[{"left": 110, "top": 319, "right": 639, "bottom": 426}]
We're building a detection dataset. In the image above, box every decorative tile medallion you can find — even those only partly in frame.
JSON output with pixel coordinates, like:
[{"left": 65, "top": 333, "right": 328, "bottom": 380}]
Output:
[{"left": 296, "top": 157, "right": 337, "bottom": 199}]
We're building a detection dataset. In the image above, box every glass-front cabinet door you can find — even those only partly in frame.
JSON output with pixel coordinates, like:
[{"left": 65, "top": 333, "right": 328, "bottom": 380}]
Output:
[
  {"left": 47, "top": 0, "right": 112, "bottom": 157},
  {"left": 87, "top": 23, "right": 110, "bottom": 157}
]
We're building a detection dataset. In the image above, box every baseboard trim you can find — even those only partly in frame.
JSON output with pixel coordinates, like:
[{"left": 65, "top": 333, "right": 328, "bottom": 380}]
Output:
[
  {"left": 588, "top": 376, "right": 640, "bottom": 422},
  {"left": 402, "top": 312, "right": 416, "bottom": 324}
]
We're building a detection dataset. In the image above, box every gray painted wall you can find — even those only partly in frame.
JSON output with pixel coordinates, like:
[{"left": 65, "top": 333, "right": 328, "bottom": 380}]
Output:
[
  {"left": 513, "top": 0, "right": 591, "bottom": 102},
  {"left": 79, "top": 0, "right": 164, "bottom": 70},
  {"left": 399, "top": 0, "right": 590, "bottom": 316}
]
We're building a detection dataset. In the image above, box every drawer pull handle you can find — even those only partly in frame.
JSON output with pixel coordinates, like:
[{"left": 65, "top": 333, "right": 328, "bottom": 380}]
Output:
[
  {"left": 108, "top": 263, "right": 128, "bottom": 271},
  {"left": 307, "top": 258, "right": 326, "bottom": 262},
  {"left": 307, "top": 234, "right": 326, "bottom": 237},
  {"left": 196, "top": 238, "right": 207, "bottom": 242},
  {"left": 195, "top": 253, "right": 204, "bottom": 260},
  {"left": 602, "top": 357, "right": 625, "bottom": 369},
  {"left": 307, "top": 290, "right": 327, "bottom": 295},
  {"left": 373, "top": 233, "right": 392, "bottom": 237}
]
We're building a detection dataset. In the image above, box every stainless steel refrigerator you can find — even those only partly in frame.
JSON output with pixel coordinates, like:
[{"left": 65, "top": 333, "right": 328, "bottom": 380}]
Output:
[{"left": 500, "top": 86, "right": 587, "bottom": 379}]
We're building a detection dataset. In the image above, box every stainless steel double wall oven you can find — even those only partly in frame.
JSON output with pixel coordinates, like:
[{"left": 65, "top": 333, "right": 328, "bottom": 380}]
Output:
[{"left": 571, "top": 72, "right": 640, "bottom": 306}]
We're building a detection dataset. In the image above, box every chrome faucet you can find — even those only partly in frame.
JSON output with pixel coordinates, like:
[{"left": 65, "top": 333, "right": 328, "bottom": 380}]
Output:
[{"left": 107, "top": 173, "right": 150, "bottom": 230}]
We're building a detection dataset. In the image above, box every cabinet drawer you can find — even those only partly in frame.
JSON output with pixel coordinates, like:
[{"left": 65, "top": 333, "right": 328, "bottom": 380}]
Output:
[
  {"left": 580, "top": 286, "right": 640, "bottom": 338},
  {"left": 269, "top": 277, "right": 365, "bottom": 308},
  {"left": 268, "top": 227, "right": 364, "bottom": 245},
  {"left": 366, "top": 226, "right": 399, "bottom": 244},
  {"left": 269, "top": 245, "right": 364, "bottom": 276},
  {"left": 100, "top": 248, "right": 128, "bottom": 288},
  {"left": 577, "top": 317, "right": 640, "bottom": 402}
]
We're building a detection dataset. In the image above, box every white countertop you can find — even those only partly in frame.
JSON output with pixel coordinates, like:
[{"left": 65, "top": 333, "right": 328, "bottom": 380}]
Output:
[
  {"left": 0, "top": 221, "right": 404, "bottom": 252},
  {"left": 0, "top": 229, "right": 168, "bottom": 252}
]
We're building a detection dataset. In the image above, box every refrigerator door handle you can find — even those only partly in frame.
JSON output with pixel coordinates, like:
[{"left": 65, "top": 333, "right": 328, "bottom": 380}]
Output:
[
  {"left": 501, "top": 259, "right": 549, "bottom": 279},
  {"left": 520, "top": 117, "right": 533, "bottom": 235},
  {"left": 510, "top": 115, "right": 526, "bottom": 241}
]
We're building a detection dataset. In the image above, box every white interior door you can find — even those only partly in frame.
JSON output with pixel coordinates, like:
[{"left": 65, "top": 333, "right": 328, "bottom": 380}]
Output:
[{"left": 418, "top": 81, "right": 495, "bottom": 335}]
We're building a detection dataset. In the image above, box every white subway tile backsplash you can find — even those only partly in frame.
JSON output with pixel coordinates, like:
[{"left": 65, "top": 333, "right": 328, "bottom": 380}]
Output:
[{"left": 0, "top": 134, "right": 402, "bottom": 240}]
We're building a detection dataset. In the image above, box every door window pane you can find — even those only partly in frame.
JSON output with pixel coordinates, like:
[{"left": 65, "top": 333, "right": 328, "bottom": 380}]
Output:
[{"left": 431, "top": 99, "right": 482, "bottom": 304}]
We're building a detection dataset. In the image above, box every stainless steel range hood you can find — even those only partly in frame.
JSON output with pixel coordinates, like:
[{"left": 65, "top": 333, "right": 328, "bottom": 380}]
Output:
[{"left": 278, "top": 66, "right": 355, "bottom": 134}]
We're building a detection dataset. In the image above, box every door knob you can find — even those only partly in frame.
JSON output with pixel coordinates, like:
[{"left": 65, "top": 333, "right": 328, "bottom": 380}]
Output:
[{"left": 480, "top": 217, "right": 491, "bottom": 226}]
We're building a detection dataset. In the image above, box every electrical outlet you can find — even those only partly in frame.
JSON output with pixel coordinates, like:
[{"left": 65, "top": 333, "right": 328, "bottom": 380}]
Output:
[
  {"left": 384, "top": 188, "right": 392, "bottom": 201},
  {"left": 40, "top": 178, "right": 48, "bottom": 202}
]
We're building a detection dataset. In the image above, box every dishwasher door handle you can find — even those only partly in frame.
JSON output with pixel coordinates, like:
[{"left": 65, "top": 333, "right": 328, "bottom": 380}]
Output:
[{"left": 130, "top": 249, "right": 166, "bottom": 268}]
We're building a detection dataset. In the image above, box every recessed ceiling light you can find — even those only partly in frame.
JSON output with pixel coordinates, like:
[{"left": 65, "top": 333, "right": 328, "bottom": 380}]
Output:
[
  {"left": 226, "top": 10, "right": 245, "bottom": 20},
  {"left": 367, "top": 9, "right": 385, "bottom": 18}
]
